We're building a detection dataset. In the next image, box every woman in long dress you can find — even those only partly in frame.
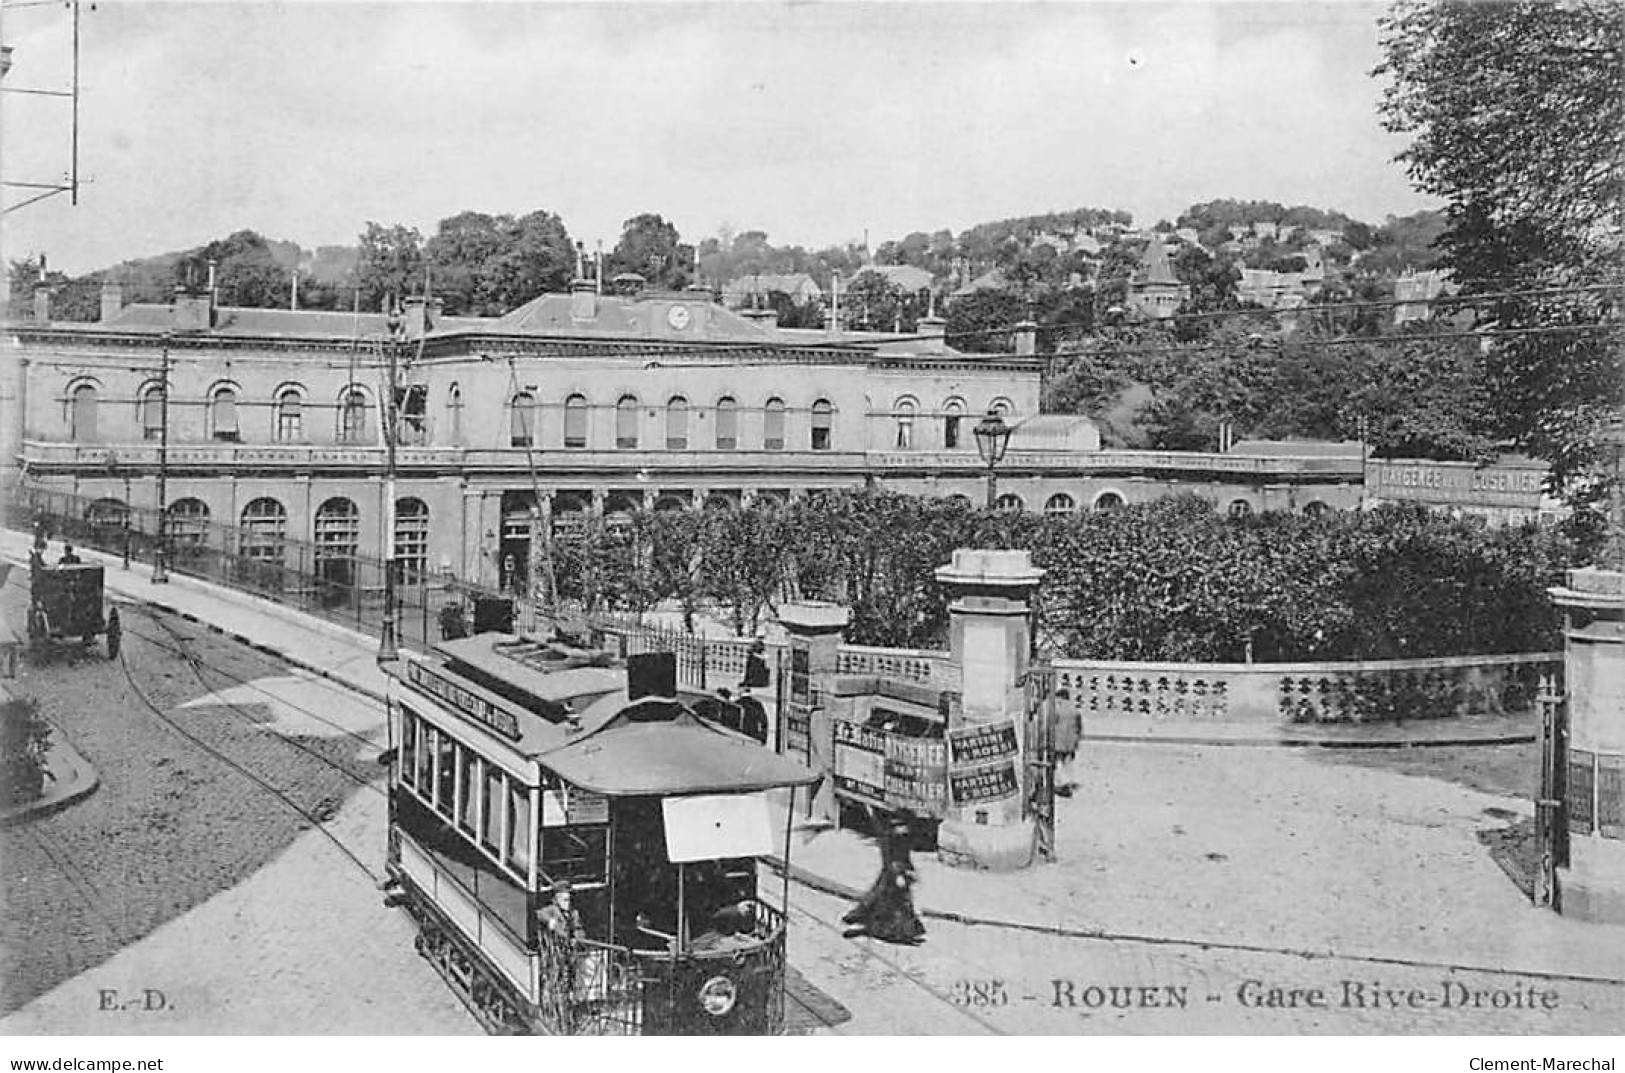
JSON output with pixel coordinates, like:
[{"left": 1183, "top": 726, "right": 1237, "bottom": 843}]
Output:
[{"left": 843, "top": 815, "right": 925, "bottom": 945}]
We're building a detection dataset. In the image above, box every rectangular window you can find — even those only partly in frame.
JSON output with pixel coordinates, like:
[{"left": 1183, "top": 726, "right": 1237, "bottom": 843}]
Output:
[
  {"left": 482, "top": 765, "right": 503, "bottom": 853},
  {"left": 506, "top": 782, "right": 532, "bottom": 877},
  {"left": 436, "top": 733, "right": 456, "bottom": 817},
  {"left": 416, "top": 725, "right": 435, "bottom": 799},
  {"left": 458, "top": 750, "right": 477, "bottom": 835},
  {"left": 944, "top": 414, "right": 961, "bottom": 449},
  {"left": 400, "top": 708, "right": 417, "bottom": 788}
]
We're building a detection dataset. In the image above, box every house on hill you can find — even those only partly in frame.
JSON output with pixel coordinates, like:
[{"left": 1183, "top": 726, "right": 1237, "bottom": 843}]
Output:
[
  {"left": 721, "top": 272, "right": 823, "bottom": 309},
  {"left": 1128, "top": 241, "right": 1187, "bottom": 320}
]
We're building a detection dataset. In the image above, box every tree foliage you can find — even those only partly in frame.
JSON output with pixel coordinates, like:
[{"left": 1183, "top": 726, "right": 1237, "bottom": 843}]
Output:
[
  {"left": 424, "top": 209, "right": 575, "bottom": 315},
  {"left": 553, "top": 492, "right": 1575, "bottom": 661},
  {"left": 1375, "top": 0, "right": 1625, "bottom": 529},
  {"left": 356, "top": 222, "right": 426, "bottom": 311},
  {"left": 609, "top": 213, "right": 693, "bottom": 290}
]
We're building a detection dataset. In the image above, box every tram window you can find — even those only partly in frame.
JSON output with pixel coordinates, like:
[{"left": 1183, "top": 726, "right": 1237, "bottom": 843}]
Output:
[
  {"left": 400, "top": 710, "right": 417, "bottom": 789},
  {"left": 507, "top": 783, "right": 532, "bottom": 878},
  {"left": 435, "top": 735, "right": 457, "bottom": 817},
  {"left": 416, "top": 726, "right": 435, "bottom": 798},
  {"left": 481, "top": 766, "right": 503, "bottom": 854},
  {"left": 457, "top": 751, "right": 477, "bottom": 835}
]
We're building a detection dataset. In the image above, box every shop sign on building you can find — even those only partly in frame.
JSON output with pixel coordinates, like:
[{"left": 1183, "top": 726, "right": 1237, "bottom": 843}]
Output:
[
  {"left": 1364, "top": 459, "right": 1547, "bottom": 510},
  {"left": 833, "top": 718, "right": 886, "bottom": 802}
]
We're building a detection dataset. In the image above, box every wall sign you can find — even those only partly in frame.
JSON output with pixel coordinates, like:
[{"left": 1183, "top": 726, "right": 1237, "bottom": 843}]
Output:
[{"left": 948, "top": 720, "right": 1019, "bottom": 765}]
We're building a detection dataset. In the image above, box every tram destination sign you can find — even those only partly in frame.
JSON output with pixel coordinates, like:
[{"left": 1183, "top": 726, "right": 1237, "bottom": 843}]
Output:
[{"left": 406, "top": 659, "right": 522, "bottom": 741}]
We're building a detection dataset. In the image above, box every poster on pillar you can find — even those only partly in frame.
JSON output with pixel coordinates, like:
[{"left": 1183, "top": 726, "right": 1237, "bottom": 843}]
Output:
[
  {"left": 947, "top": 720, "right": 1021, "bottom": 807},
  {"left": 832, "top": 718, "right": 886, "bottom": 803}
]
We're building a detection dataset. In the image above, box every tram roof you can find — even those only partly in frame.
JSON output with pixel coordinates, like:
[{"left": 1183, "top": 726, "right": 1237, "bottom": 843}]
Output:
[{"left": 540, "top": 701, "right": 820, "bottom": 797}]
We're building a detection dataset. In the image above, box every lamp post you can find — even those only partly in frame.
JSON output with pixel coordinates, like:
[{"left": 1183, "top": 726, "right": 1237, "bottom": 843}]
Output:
[
  {"left": 973, "top": 409, "right": 1013, "bottom": 510},
  {"left": 378, "top": 301, "right": 403, "bottom": 663},
  {"left": 151, "top": 333, "right": 172, "bottom": 583}
]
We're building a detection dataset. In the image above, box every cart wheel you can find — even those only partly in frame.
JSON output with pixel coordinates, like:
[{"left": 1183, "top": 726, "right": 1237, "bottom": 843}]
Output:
[{"left": 106, "top": 608, "right": 122, "bottom": 660}]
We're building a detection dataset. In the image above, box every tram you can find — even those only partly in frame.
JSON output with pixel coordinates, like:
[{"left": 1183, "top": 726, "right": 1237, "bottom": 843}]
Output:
[{"left": 381, "top": 629, "right": 819, "bottom": 1035}]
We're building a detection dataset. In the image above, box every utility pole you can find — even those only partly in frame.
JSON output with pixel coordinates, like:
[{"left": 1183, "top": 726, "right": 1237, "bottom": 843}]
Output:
[
  {"left": 378, "top": 300, "right": 402, "bottom": 662},
  {"left": 151, "top": 333, "right": 171, "bottom": 583}
]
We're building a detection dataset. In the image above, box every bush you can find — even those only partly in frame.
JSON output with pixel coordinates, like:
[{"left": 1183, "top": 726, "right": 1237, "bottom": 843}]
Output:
[
  {"left": 553, "top": 492, "right": 1577, "bottom": 662},
  {"left": 1, "top": 696, "right": 53, "bottom": 807}
]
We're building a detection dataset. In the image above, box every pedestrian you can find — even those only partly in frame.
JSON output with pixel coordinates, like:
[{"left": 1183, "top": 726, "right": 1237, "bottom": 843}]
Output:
[
  {"left": 537, "top": 880, "right": 582, "bottom": 939},
  {"left": 842, "top": 813, "right": 925, "bottom": 946},
  {"left": 741, "top": 638, "right": 770, "bottom": 691}
]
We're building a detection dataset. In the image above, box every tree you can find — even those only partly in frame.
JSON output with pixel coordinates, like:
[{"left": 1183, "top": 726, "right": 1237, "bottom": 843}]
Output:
[
  {"left": 165, "top": 230, "right": 285, "bottom": 308},
  {"left": 609, "top": 213, "right": 692, "bottom": 290},
  {"left": 356, "top": 222, "right": 425, "bottom": 311},
  {"left": 1376, "top": 0, "right": 1624, "bottom": 525}
]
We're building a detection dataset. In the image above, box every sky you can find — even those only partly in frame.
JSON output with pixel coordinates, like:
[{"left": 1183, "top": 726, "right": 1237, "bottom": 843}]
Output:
[{"left": 0, "top": 1, "right": 1439, "bottom": 276}]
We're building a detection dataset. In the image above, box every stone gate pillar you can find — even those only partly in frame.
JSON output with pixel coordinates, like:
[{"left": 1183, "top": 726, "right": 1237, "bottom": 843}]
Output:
[
  {"left": 778, "top": 602, "right": 849, "bottom": 823},
  {"left": 1549, "top": 566, "right": 1625, "bottom": 923},
  {"left": 935, "top": 548, "right": 1044, "bottom": 871}
]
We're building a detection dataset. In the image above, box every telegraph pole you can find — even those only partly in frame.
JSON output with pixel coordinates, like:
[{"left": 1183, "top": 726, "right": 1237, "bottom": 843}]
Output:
[
  {"left": 378, "top": 301, "right": 402, "bottom": 662},
  {"left": 151, "top": 333, "right": 171, "bottom": 583}
]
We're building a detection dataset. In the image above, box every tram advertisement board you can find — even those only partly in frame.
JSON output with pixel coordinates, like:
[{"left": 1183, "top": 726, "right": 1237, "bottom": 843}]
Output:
[
  {"left": 542, "top": 779, "right": 609, "bottom": 827},
  {"left": 833, "top": 718, "right": 886, "bottom": 802},
  {"left": 949, "top": 761, "right": 1021, "bottom": 805},
  {"left": 947, "top": 720, "right": 1019, "bottom": 765},
  {"left": 884, "top": 733, "right": 947, "bottom": 816}
]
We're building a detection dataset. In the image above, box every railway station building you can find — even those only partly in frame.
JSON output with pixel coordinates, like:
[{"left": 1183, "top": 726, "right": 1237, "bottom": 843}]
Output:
[{"left": 5, "top": 281, "right": 1362, "bottom": 592}]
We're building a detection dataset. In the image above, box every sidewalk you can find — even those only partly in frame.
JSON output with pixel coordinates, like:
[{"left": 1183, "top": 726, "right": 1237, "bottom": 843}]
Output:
[
  {"left": 0, "top": 705, "right": 99, "bottom": 826},
  {"left": 7, "top": 526, "right": 1620, "bottom": 993},
  {"left": 0, "top": 529, "right": 391, "bottom": 705}
]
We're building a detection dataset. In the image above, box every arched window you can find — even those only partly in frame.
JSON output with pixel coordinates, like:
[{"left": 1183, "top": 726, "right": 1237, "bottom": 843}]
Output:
[
  {"left": 990, "top": 397, "right": 1014, "bottom": 419},
  {"left": 1044, "top": 493, "right": 1076, "bottom": 515},
  {"left": 616, "top": 395, "right": 639, "bottom": 449},
  {"left": 811, "top": 398, "right": 833, "bottom": 451},
  {"left": 70, "top": 383, "right": 98, "bottom": 442},
  {"left": 894, "top": 397, "right": 917, "bottom": 450},
  {"left": 715, "top": 396, "right": 738, "bottom": 450},
  {"left": 314, "top": 497, "right": 360, "bottom": 607},
  {"left": 210, "top": 386, "right": 239, "bottom": 442},
  {"left": 139, "top": 384, "right": 165, "bottom": 441},
  {"left": 510, "top": 392, "right": 537, "bottom": 448},
  {"left": 1228, "top": 499, "right": 1254, "bottom": 518},
  {"left": 239, "top": 497, "right": 288, "bottom": 588},
  {"left": 339, "top": 387, "right": 369, "bottom": 443},
  {"left": 994, "top": 493, "right": 1025, "bottom": 513},
  {"left": 167, "top": 498, "right": 211, "bottom": 551},
  {"left": 564, "top": 394, "right": 588, "bottom": 449},
  {"left": 446, "top": 383, "right": 463, "bottom": 445},
  {"left": 86, "top": 498, "right": 129, "bottom": 539},
  {"left": 275, "top": 388, "right": 303, "bottom": 443},
  {"left": 943, "top": 398, "right": 966, "bottom": 450},
  {"left": 1093, "top": 491, "right": 1125, "bottom": 511},
  {"left": 763, "top": 397, "right": 786, "bottom": 451},
  {"left": 395, "top": 497, "right": 429, "bottom": 584},
  {"left": 400, "top": 385, "right": 427, "bottom": 445},
  {"left": 666, "top": 396, "right": 689, "bottom": 450}
]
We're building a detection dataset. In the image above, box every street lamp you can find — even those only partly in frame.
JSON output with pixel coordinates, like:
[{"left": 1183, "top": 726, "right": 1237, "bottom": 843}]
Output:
[
  {"left": 973, "top": 409, "right": 1013, "bottom": 510},
  {"left": 378, "top": 301, "right": 403, "bottom": 663},
  {"left": 151, "top": 333, "right": 172, "bottom": 583}
]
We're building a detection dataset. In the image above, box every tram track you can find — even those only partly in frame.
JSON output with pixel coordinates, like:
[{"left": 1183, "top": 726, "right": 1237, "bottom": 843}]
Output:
[
  {"left": 128, "top": 610, "right": 387, "bottom": 798},
  {"left": 112, "top": 611, "right": 388, "bottom": 888}
]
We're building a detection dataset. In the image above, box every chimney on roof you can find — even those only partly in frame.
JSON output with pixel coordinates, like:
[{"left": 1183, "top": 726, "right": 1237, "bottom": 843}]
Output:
[
  {"left": 173, "top": 284, "right": 215, "bottom": 331},
  {"left": 570, "top": 278, "right": 598, "bottom": 324},
  {"left": 100, "top": 280, "right": 124, "bottom": 323},
  {"left": 1013, "top": 318, "right": 1037, "bottom": 357},
  {"left": 403, "top": 295, "right": 443, "bottom": 340}
]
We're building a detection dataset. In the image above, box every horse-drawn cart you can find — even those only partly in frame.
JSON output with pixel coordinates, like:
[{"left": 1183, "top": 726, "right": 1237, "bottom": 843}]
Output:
[{"left": 28, "top": 560, "right": 121, "bottom": 659}]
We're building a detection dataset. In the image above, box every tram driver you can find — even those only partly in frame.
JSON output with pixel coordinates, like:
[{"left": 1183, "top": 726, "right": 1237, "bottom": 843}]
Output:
[{"left": 537, "top": 879, "right": 582, "bottom": 939}]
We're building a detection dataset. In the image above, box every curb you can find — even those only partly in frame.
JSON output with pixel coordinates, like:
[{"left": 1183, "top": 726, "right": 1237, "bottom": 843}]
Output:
[{"left": 0, "top": 716, "right": 101, "bottom": 826}]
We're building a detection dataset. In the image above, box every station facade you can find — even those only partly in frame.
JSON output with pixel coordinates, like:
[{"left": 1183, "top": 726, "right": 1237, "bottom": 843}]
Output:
[{"left": 5, "top": 281, "right": 1363, "bottom": 592}]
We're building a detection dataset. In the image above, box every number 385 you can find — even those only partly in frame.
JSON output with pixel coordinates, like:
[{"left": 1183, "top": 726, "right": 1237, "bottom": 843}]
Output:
[{"left": 950, "top": 979, "right": 1009, "bottom": 1007}]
